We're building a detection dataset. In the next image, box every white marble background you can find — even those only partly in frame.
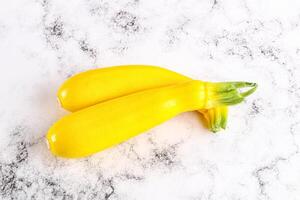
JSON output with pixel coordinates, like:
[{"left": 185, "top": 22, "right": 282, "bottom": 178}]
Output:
[{"left": 0, "top": 0, "right": 300, "bottom": 199}]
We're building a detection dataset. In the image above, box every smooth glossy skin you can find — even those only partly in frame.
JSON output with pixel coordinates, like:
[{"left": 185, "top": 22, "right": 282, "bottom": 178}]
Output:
[
  {"left": 57, "top": 65, "right": 228, "bottom": 132},
  {"left": 47, "top": 80, "right": 257, "bottom": 158},
  {"left": 49, "top": 81, "right": 205, "bottom": 158}
]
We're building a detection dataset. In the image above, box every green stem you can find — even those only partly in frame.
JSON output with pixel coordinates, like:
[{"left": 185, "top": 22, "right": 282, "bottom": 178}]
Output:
[{"left": 208, "top": 81, "right": 258, "bottom": 107}]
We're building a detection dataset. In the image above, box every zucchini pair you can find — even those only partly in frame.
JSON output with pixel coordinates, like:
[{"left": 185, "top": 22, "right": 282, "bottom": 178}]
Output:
[{"left": 47, "top": 65, "right": 257, "bottom": 158}]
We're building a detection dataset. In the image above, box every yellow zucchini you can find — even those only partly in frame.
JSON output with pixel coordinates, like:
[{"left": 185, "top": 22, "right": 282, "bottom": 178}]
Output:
[{"left": 48, "top": 80, "right": 256, "bottom": 158}]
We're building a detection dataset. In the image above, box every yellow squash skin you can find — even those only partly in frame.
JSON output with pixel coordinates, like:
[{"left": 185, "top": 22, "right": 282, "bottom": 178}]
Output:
[
  {"left": 48, "top": 80, "right": 257, "bottom": 158},
  {"left": 49, "top": 81, "right": 205, "bottom": 158},
  {"left": 57, "top": 65, "right": 228, "bottom": 132}
]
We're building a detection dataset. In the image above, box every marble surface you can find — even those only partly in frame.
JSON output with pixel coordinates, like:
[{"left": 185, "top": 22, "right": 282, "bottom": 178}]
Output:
[{"left": 1, "top": 0, "right": 300, "bottom": 199}]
